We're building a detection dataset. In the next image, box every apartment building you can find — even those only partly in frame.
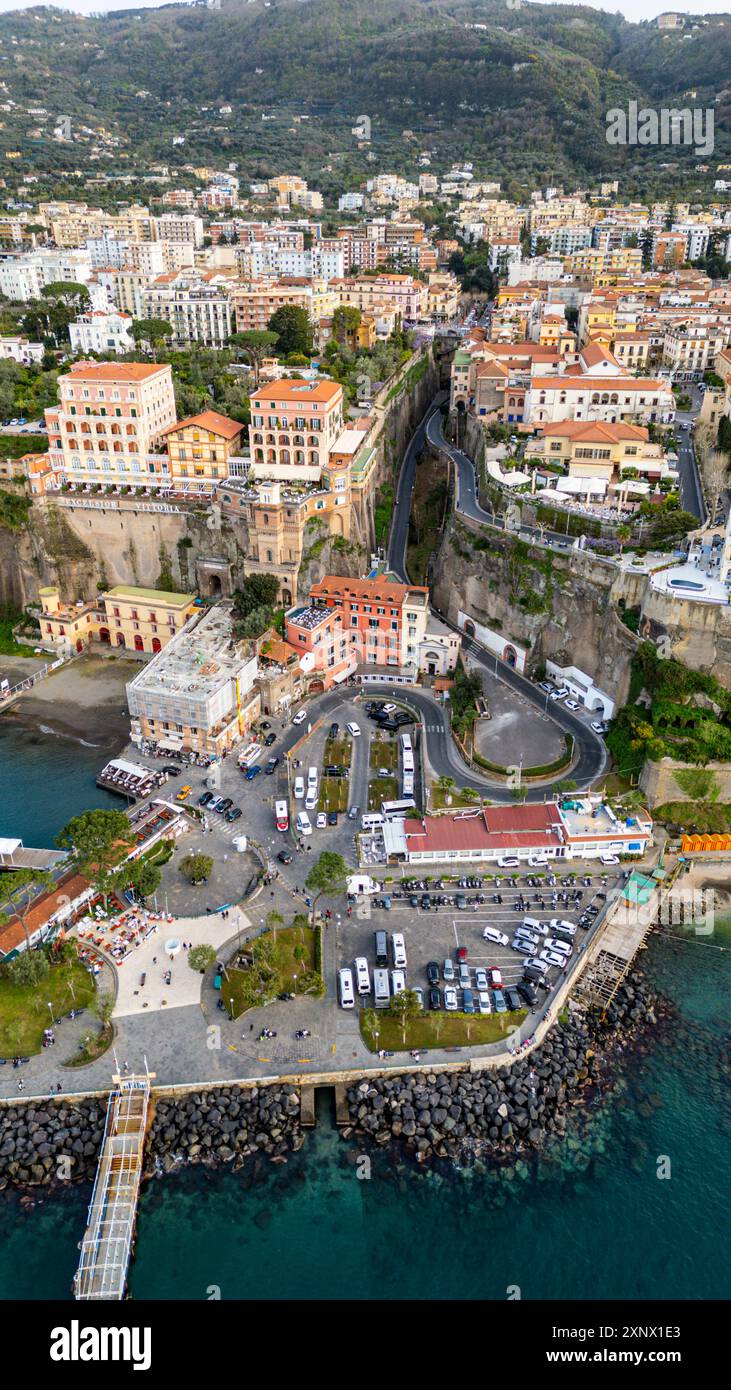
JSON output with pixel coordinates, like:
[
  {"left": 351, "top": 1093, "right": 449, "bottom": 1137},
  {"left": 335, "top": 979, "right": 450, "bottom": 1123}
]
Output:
[
  {"left": 38, "top": 584, "right": 196, "bottom": 655},
  {"left": 248, "top": 379, "right": 344, "bottom": 480},
  {"left": 45, "top": 362, "right": 177, "bottom": 488},
  {"left": 163, "top": 409, "right": 245, "bottom": 489},
  {"left": 531, "top": 419, "right": 670, "bottom": 487},
  {"left": 140, "top": 272, "right": 233, "bottom": 347},
  {"left": 230, "top": 279, "right": 327, "bottom": 333},
  {"left": 661, "top": 322, "right": 731, "bottom": 378},
  {"left": 524, "top": 371, "right": 675, "bottom": 427},
  {"left": 69, "top": 308, "right": 133, "bottom": 356},
  {"left": 284, "top": 602, "right": 356, "bottom": 690},
  {"left": 0, "top": 334, "right": 43, "bottom": 365},
  {"left": 305, "top": 575, "right": 429, "bottom": 671},
  {"left": 328, "top": 273, "right": 427, "bottom": 322},
  {"left": 153, "top": 213, "right": 205, "bottom": 247},
  {"left": 127, "top": 602, "right": 260, "bottom": 757},
  {"left": 0, "top": 249, "right": 92, "bottom": 301}
]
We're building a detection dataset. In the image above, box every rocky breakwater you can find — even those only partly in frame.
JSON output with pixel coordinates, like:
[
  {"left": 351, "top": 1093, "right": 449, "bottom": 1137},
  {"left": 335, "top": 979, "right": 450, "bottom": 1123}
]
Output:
[
  {"left": 0, "top": 1098, "right": 105, "bottom": 1192},
  {"left": 342, "top": 974, "right": 660, "bottom": 1164},
  {"left": 145, "top": 1085, "right": 304, "bottom": 1176}
]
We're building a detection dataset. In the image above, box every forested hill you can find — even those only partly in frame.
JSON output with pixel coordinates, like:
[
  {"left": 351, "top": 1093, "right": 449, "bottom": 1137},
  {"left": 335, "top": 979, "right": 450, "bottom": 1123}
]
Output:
[{"left": 0, "top": 0, "right": 729, "bottom": 196}]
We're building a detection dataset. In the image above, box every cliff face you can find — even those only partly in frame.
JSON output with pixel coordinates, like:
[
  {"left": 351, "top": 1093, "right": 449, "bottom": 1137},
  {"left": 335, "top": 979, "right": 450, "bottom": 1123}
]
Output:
[{"left": 433, "top": 515, "right": 638, "bottom": 705}]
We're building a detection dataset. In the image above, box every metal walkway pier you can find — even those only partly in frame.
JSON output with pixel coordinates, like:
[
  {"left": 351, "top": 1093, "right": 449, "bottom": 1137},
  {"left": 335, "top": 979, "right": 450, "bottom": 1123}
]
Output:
[{"left": 73, "top": 1067, "right": 154, "bottom": 1301}]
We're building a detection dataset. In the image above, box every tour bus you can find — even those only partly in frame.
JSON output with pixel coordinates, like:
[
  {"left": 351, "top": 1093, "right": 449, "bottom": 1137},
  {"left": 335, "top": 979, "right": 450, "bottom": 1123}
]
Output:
[
  {"left": 391, "top": 932, "right": 407, "bottom": 968},
  {"left": 361, "top": 812, "right": 385, "bottom": 831},
  {"left": 399, "top": 732, "right": 413, "bottom": 755},
  {"left": 381, "top": 799, "right": 416, "bottom": 820},
  {"left": 354, "top": 957, "right": 371, "bottom": 996},
  {"left": 275, "top": 799, "right": 289, "bottom": 832},
  {"left": 374, "top": 930, "right": 388, "bottom": 967},
  {"left": 373, "top": 968, "right": 390, "bottom": 1008},
  {"left": 338, "top": 968, "right": 355, "bottom": 1010},
  {"left": 402, "top": 747, "right": 415, "bottom": 775},
  {"left": 402, "top": 771, "right": 414, "bottom": 798}
]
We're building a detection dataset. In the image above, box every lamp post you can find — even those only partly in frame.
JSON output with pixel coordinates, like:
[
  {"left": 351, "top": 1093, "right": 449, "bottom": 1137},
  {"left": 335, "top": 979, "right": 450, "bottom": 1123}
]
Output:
[{"left": 293, "top": 973, "right": 297, "bottom": 997}]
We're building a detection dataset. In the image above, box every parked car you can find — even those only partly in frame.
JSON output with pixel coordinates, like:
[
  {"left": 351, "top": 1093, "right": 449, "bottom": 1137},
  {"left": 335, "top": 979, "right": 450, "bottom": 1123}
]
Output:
[
  {"left": 504, "top": 986, "right": 522, "bottom": 1011},
  {"left": 328, "top": 722, "right": 339, "bottom": 739},
  {"left": 162, "top": 765, "right": 181, "bottom": 776},
  {"left": 292, "top": 709, "right": 306, "bottom": 725},
  {"left": 412, "top": 986, "right": 425, "bottom": 1011},
  {"left": 591, "top": 721, "right": 607, "bottom": 736},
  {"left": 444, "top": 986, "right": 458, "bottom": 1011},
  {"left": 462, "top": 987, "right": 475, "bottom": 1014},
  {"left": 549, "top": 918, "right": 575, "bottom": 934},
  {"left": 488, "top": 967, "right": 503, "bottom": 989},
  {"left": 244, "top": 765, "right": 262, "bottom": 781},
  {"left": 426, "top": 961, "right": 440, "bottom": 986},
  {"left": 225, "top": 807, "right": 242, "bottom": 823},
  {"left": 429, "top": 986, "right": 442, "bottom": 1011},
  {"left": 217, "top": 797, "right": 233, "bottom": 813},
  {"left": 346, "top": 722, "right": 361, "bottom": 737},
  {"left": 294, "top": 777, "right": 305, "bottom": 799},
  {"left": 327, "top": 811, "right": 338, "bottom": 826},
  {"left": 347, "top": 805, "right": 359, "bottom": 820},
  {"left": 176, "top": 785, "right": 192, "bottom": 802},
  {"left": 546, "top": 938, "right": 572, "bottom": 957},
  {"left": 477, "top": 991, "right": 492, "bottom": 1015},
  {"left": 458, "top": 963, "right": 470, "bottom": 989},
  {"left": 264, "top": 756, "right": 279, "bottom": 774},
  {"left": 455, "top": 892, "right": 467, "bottom": 910},
  {"left": 482, "top": 926, "right": 509, "bottom": 947},
  {"left": 600, "top": 854, "right": 620, "bottom": 865},
  {"left": 316, "top": 813, "right": 327, "bottom": 829},
  {"left": 492, "top": 989, "right": 507, "bottom": 1014},
  {"left": 564, "top": 699, "right": 580, "bottom": 711},
  {"left": 497, "top": 855, "right": 519, "bottom": 868},
  {"left": 264, "top": 732, "right": 277, "bottom": 746},
  {"left": 474, "top": 967, "right": 489, "bottom": 991},
  {"left": 523, "top": 957, "right": 548, "bottom": 974},
  {"left": 198, "top": 791, "right": 214, "bottom": 807},
  {"left": 277, "top": 849, "right": 293, "bottom": 864},
  {"left": 456, "top": 945, "right": 468, "bottom": 963},
  {"left": 442, "top": 958, "right": 455, "bottom": 982},
  {"left": 539, "top": 949, "right": 566, "bottom": 968},
  {"left": 517, "top": 981, "right": 538, "bottom": 1008}
]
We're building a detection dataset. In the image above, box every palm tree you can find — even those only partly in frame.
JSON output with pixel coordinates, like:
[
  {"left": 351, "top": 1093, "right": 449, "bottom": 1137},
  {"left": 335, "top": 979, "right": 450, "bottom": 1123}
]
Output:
[{"left": 436, "top": 774, "right": 456, "bottom": 806}]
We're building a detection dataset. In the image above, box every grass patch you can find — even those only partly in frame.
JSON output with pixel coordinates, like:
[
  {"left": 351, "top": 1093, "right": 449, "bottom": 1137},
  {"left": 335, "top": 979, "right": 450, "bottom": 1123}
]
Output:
[
  {"left": 224, "top": 923, "right": 318, "bottom": 1019},
  {"left": 368, "top": 775, "right": 398, "bottom": 810},
  {"left": 361, "top": 1007, "right": 527, "bottom": 1051},
  {"left": 0, "top": 604, "right": 37, "bottom": 656},
  {"left": 431, "top": 786, "right": 482, "bottom": 810},
  {"left": 324, "top": 737, "right": 352, "bottom": 768},
  {"left": 369, "top": 739, "right": 398, "bottom": 771},
  {"left": 318, "top": 775, "right": 349, "bottom": 813},
  {"left": 66, "top": 1022, "right": 114, "bottom": 1068},
  {"left": 0, "top": 957, "right": 96, "bottom": 1056}
]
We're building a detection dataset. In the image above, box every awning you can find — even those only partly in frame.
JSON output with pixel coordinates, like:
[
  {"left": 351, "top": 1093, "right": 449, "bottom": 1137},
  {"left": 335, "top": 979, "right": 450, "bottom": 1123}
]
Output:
[{"left": 156, "top": 735, "right": 185, "bottom": 750}]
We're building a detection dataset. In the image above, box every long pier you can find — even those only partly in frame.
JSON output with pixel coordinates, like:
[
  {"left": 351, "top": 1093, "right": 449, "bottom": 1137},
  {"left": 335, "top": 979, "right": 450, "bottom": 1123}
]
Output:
[{"left": 73, "top": 1070, "right": 153, "bottom": 1301}]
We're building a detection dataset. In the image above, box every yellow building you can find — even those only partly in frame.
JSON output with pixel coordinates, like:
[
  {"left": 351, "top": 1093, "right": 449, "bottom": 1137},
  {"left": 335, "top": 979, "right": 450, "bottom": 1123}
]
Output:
[
  {"left": 162, "top": 410, "right": 246, "bottom": 489},
  {"left": 531, "top": 420, "right": 667, "bottom": 485},
  {"left": 39, "top": 584, "right": 196, "bottom": 655}
]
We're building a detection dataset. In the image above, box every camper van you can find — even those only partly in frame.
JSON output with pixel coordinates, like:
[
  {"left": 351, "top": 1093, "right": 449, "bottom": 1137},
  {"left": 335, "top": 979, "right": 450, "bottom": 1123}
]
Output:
[
  {"left": 354, "top": 957, "right": 371, "bottom": 996},
  {"left": 373, "top": 968, "right": 390, "bottom": 1008}
]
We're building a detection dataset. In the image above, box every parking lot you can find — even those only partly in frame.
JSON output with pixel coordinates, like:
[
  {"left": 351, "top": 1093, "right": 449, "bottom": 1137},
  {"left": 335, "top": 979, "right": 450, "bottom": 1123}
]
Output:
[{"left": 338, "top": 866, "right": 620, "bottom": 1037}]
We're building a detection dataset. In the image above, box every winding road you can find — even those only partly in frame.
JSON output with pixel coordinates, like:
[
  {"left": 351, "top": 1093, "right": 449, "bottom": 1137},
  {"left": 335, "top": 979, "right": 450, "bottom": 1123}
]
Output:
[{"left": 383, "top": 390, "right": 608, "bottom": 799}]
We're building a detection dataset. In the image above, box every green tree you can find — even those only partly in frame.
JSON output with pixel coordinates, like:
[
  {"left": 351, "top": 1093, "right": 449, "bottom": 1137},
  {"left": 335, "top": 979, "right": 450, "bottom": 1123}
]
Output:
[
  {"left": 388, "top": 987, "right": 422, "bottom": 1045},
  {"left": 188, "top": 943, "right": 217, "bottom": 972},
  {"left": 179, "top": 853, "right": 213, "bottom": 884},
  {"left": 267, "top": 304, "right": 313, "bottom": 357},
  {"left": 56, "top": 808, "right": 135, "bottom": 908},
  {"left": 4, "top": 949, "right": 50, "bottom": 986},
  {"left": 0, "top": 867, "right": 55, "bottom": 953},
  {"left": 228, "top": 330, "right": 278, "bottom": 387},
  {"left": 131, "top": 317, "right": 173, "bottom": 361},
  {"left": 305, "top": 851, "right": 348, "bottom": 920}
]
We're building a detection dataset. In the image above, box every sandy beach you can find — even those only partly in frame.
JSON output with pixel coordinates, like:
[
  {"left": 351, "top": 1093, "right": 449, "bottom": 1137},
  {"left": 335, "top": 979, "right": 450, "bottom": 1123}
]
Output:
[{"left": 1, "top": 652, "right": 139, "bottom": 748}]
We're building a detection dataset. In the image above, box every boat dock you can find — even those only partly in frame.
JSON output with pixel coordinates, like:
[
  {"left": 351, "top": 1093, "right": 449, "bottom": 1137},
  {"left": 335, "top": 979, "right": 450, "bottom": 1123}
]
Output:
[
  {"left": 0, "top": 837, "right": 67, "bottom": 872},
  {"left": 300, "top": 1085, "right": 316, "bottom": 1127},
  {"left": 73, "top": 1068, "right": 154, "bottom": 1301},
  {"left": 578, "top": 870, "right": 662, "bottom": 1010},
  {"left": 334, "top": 1083, "right": 350, "bottom": 1126}
]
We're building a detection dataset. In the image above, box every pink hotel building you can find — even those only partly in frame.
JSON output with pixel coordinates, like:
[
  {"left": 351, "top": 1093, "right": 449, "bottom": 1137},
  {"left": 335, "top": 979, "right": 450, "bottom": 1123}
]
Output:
[{"left": 45, "top": 362, "right": 178, "bottom": 488}]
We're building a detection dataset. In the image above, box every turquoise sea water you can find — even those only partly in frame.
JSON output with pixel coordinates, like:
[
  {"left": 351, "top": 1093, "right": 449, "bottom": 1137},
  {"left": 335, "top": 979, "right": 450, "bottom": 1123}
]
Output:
[
  {"left": 0, "top": 719, "right": 120, "bottom": 848},
  {"left": 0, "top": 726, "right": 730, "bottom": 1301}
]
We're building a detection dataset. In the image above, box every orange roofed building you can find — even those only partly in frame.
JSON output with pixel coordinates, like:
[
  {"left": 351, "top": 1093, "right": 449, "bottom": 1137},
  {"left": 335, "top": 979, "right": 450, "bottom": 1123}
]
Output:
[
  {"left": 162, "top": 409, "right": 246, "bottom": 491},
  {"left": 45, "top": 361, "right": 177, "bottom": 489}
]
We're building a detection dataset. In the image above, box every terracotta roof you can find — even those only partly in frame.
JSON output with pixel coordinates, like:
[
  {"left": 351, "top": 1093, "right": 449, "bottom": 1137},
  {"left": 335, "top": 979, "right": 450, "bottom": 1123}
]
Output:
[
  {"left": 162, "top": 410, "right": 244, "bottom": 440},
  {"left": 538, "top": 419, "right": 649, "bottom": 442},
  {"left": 401, "top": 804, "right": 564, "bottom": 855},
  {"left": 530, "top": 375, "right": 668, "bottom": 390},
  {"left": 66, "top": 362, "right": 169, "bottom": 381},
  {"left": 580, "top": 343, "right": 620, "bottom": 367},
  {"left": 0, "top": 871, "right": 91, "bottom": 955},
  {"left": 311, "top": 575, "right": 428, "bottom": 607},
  {"left": 250, "top": 379, "right": 342, "bottom": 405}
]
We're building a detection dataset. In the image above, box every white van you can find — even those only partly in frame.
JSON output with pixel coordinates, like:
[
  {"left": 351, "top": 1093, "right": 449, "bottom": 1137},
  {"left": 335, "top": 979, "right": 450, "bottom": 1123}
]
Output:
[
  {"left": 391, "top": 969, "right": 406, "bottom": 997},
  {"left": 482, "top": 926, "right": 509, "bottom": 947},
  {"left": 522, "top": 916, "right": 545, "bottom": 935},
  {"left": 293, "top": 776, "right": 305, "bottom": 799},
  {"left": 354, "top": 957, "right": 371, "bottom": 995},
  {"left": 295, "top": 811, "right": 312, "bottom": 837},
  {"left": 307, "top": 765, "right": 318, "bottom": 789},
  {"left": 338, "top": 968, "right": 355, "bottom": 1009},
  {"left": 391, "top": 932, "right": 407, "bottom": 968},
  {"left": 361, "top": 812, "right": 384, "bottom": 831},
  {"left": 373, "top": 968, "right": 390, "bottom": 1008},
  {"left": 305, "top": 788, "right": 318, "bottom": 811}
]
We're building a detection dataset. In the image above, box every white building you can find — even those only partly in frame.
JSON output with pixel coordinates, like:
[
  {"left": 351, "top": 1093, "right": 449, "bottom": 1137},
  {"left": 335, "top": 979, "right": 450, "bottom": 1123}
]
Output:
[
  {"left": 0, "top": 334, "right": 44, "bottom": 365},
  {"left": 152, "top": 213, "right": 205, "bottom": 248},
  {"left": 69, "top": 309, "right": 134, "bottom": 356},
  {"left": 141, "top": 273, "right": 233, "bottom": 347}
]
